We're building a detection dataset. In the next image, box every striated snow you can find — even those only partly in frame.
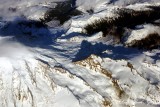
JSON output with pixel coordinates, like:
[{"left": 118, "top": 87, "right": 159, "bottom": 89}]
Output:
[
  {"left": 75, "top": 54, "right": 160, "bottom": 106},
  {"left": 0, "top": 0, "right": 160, "bottom": 107}
]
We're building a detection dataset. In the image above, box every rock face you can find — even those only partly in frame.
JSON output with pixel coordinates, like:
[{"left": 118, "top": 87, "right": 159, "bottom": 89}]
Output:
[
  {"left": 74, "top": 54, "right": 160, "bottom": 107},
  {"left": 42, "top": 0, "right": 82, "bottom": 24},
  {"left": 0, "top": 55, "right": 106, "bottom": 107},
  {"left": 0, "top": 50, "right": 160, "bottom": 107}
]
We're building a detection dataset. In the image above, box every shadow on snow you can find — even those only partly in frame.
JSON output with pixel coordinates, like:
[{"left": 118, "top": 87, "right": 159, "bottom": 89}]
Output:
[
  {"left": 73, "top": 40, "right": 143, "bottom": 61},
  {"left": 0, "top": 19, "right": 65, "bottom": 49}
]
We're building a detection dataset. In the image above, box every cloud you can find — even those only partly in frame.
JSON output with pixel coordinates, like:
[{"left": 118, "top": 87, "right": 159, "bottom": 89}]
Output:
[{"left": 0, "top": 37, "right": 32, "bottom": 59}]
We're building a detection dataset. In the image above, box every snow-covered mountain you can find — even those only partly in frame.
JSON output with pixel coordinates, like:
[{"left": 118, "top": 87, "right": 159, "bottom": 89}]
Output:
[{"left": 0, "top": 0, "right": 160, "bottom": 107}]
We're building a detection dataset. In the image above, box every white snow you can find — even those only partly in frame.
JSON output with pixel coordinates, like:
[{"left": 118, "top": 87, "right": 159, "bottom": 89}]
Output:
[
  {"left": 125, "top": 24, "right": 160, "bottom": 45},
  {"left": 0, "top": 0, "right": 160, "bottom": 107}
]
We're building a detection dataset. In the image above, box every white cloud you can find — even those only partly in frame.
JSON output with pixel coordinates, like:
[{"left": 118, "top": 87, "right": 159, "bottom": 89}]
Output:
[{"left": 0, "top": 37, "right": 32, "bottom": 59}]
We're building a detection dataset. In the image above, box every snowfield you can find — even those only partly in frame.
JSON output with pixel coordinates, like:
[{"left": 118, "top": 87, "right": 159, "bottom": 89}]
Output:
[{"left": 0, "top": 0, "right": 160, "bottom": 107}]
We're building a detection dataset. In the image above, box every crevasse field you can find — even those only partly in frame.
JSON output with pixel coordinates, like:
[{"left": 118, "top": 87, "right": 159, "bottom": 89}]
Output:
[{"left": 0, "top": 0, "right": 160, "bottom": 107}]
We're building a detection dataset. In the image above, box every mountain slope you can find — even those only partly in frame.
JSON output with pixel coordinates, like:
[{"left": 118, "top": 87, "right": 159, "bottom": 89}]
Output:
[{"left": 0, "top": 0, "right": 160, "bottom": 107}]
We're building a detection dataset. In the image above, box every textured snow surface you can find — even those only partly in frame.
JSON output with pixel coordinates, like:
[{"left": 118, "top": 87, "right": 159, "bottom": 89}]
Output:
[
  {"left": 0, "top": 0, "right": 160, "bottom": 107},
  {"left": 0, "top": 0, "right": 65, "bottom": 21},
  {"left": 125, "top": 24, "right": 160, "bottom": 45}
]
